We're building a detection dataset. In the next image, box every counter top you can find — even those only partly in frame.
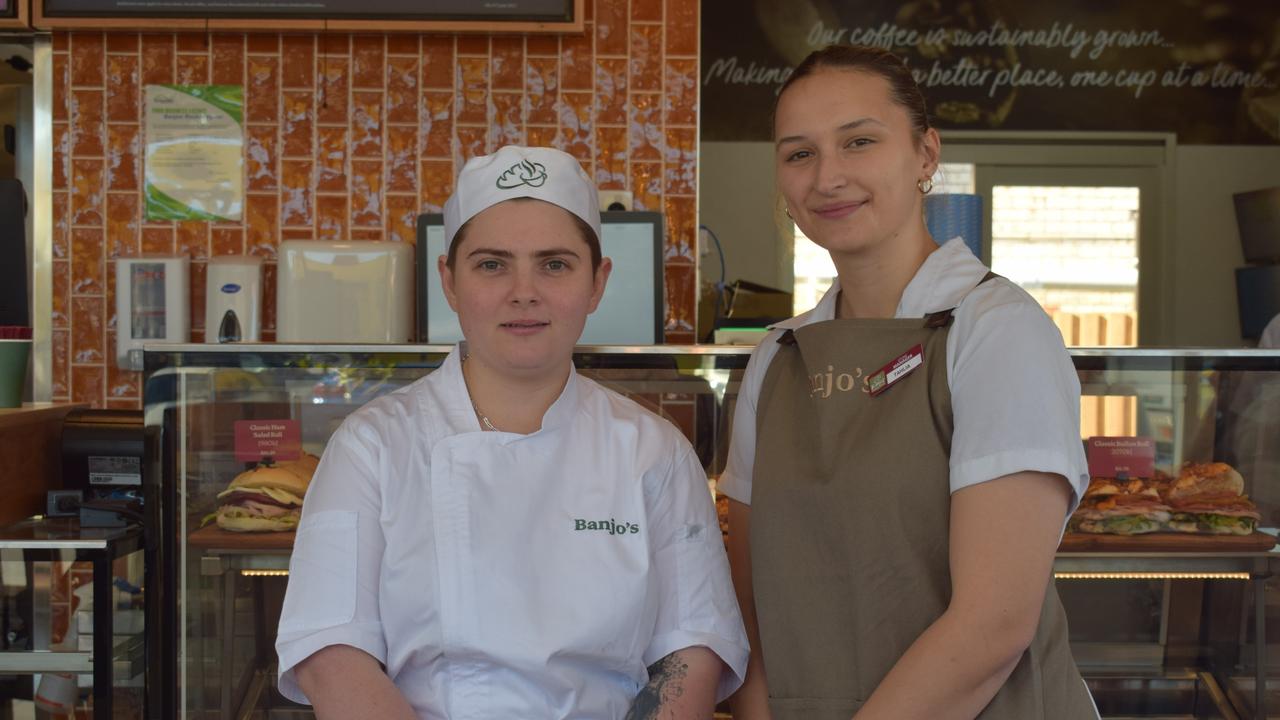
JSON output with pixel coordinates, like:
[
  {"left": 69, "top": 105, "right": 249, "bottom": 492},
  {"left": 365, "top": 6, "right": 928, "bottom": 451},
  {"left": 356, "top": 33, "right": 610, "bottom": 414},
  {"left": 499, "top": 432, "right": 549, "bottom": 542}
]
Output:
[
  {"left": 0, "top": 516, "right": 142, "bottom": 550},
  {"left": 0, "top": 402, "right": 88, "bottom": 430},
  {"left": 0, "top": 403, "right": 88, "bottom": 526}
]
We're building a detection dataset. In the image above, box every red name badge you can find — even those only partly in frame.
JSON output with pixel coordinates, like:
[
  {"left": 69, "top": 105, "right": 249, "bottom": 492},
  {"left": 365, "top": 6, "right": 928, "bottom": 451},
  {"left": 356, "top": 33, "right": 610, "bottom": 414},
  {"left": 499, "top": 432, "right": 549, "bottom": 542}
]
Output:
[
  {"left": 1086, "top": 436, "right": 1155, "bottom": 479},
  {"left": 234, "top": 420, "right": 301, "bottom": 463},
  {"left": 868, "top": 344, "right": 924, "bottom": 397}
]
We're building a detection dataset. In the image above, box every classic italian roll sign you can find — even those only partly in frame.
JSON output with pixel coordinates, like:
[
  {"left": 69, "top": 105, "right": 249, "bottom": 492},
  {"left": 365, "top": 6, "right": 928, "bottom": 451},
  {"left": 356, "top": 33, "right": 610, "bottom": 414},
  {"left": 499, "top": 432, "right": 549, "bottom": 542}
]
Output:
[{"left": 144, "top": 84, "right": 244, "bottom": 222}]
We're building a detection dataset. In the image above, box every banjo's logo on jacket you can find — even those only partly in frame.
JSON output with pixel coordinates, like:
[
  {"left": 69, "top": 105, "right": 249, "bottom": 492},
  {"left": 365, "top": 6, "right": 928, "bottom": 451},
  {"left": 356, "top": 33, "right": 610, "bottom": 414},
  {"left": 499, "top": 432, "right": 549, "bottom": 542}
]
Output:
[
  {"left": 574, "top": 518, "right": 640, "bottom": 536},
  {"left": 496, "top": 159, "right": 548, "bottom": 189}
]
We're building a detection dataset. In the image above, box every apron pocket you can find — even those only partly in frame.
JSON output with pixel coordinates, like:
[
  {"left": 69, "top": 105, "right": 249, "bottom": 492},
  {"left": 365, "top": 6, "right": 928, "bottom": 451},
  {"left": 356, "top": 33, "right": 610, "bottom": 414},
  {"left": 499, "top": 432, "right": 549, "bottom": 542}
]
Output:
[
  {"left": 769, "top": 696, "right": 863, "bottom": 720},
  {"left": 279, "top": 510, "right": 359, "bottom": 634}
]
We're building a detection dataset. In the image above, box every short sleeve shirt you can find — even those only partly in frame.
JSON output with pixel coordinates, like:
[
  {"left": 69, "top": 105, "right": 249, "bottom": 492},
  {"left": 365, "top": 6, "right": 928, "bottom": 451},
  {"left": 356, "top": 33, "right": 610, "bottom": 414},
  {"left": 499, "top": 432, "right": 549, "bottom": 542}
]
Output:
[{"left": 718, "top": 238, "right": 1088, "bottom": 510}]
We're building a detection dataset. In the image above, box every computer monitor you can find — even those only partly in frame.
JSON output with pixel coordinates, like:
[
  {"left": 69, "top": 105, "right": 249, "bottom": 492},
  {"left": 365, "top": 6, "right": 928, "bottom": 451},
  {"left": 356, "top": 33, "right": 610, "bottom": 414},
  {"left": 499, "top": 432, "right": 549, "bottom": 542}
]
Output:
[
  {"left": 1236, "top": 265, "right": 1280, "bottom": 340},
  {"left": 1233, "top": 187, "right": 1280, "bottom": 264},
  {"left": 416, "top": 211, "right": 665, "bottom": 344}
]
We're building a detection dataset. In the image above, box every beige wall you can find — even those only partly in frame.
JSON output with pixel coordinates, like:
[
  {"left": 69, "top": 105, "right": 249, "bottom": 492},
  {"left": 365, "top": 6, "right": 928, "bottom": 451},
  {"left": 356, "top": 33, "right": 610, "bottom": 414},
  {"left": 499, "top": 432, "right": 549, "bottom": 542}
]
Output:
[
  {"left": 698, "top": 141, "right": 789, "bottom": 291},
  {"left": 698, "top": 140, "right": 1280, "bottom": 346},
  {"left": 1171, "top": 145, "right": 1280, "bottom": 346}
]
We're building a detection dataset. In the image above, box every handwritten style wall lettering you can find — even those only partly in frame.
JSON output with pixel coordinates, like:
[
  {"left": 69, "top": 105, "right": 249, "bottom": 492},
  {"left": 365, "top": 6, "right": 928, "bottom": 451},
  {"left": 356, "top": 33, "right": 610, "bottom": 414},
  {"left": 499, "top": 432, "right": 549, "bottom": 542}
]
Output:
[{"left": 702, "top": 0, "right": 1280, "bottom": 144}]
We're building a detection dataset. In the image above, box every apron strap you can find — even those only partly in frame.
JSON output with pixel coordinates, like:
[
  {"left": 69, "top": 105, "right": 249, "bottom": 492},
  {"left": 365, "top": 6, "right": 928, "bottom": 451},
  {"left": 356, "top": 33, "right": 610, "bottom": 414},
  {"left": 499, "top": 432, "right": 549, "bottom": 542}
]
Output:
[
  {"left": 782, "top": 272, "right": 1004, "bottom": 333},
  {"left": 921, "top": 271, "right": 1001, "bottom": 329}
]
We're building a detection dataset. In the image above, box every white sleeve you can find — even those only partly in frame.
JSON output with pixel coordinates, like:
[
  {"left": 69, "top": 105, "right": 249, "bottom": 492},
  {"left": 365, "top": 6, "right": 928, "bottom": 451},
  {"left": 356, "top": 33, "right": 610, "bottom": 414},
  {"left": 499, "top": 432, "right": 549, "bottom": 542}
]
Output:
[
  {"left": 716, "top": 337, "right": 780, "bottom": 504},
  {"left": 275, "top": 421, "right": 388, "bottom": 704},
  {"left": 646, "top": 446, "right": 749, "bottom": 702},
  {"left": 948, "top": 299, "right": 1089, "bottom": 509},
  {"left": 1261, "top": 313, "right": 1280, "bottom": 349}
]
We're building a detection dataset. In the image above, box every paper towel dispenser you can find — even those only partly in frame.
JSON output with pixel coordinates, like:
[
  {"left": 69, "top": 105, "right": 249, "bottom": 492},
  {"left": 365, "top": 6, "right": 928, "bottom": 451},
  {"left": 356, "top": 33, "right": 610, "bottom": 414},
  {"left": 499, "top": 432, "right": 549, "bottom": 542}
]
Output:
[{"left": 276, "top": 241, "right": 415, "bottom": 343}]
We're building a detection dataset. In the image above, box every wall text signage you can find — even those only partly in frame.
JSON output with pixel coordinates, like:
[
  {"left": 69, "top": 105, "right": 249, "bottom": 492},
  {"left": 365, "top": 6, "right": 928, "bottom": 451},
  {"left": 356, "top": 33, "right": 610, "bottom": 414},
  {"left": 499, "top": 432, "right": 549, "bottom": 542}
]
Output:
[{"left": 702, "top": 0, "right": 1280, "bottom": 144}]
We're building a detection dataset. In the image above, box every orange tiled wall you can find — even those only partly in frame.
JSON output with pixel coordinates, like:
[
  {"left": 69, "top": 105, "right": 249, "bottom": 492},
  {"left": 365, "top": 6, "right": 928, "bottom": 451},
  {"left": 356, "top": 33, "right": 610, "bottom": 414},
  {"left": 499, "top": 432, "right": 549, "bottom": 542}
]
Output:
[{"left": 51, "top": 0, "right": 700, "bottom": 409}]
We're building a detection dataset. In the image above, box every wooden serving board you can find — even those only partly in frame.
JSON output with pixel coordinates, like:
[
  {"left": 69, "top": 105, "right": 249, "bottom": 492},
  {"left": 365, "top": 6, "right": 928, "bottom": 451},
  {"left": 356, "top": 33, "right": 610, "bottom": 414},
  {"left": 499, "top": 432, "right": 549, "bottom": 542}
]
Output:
[
  {"left": 187, "top": 524, "right": 296, "bottom": 551},
  {"left": 1058, "top": 531, "right": 1277, "bottom": 553}
]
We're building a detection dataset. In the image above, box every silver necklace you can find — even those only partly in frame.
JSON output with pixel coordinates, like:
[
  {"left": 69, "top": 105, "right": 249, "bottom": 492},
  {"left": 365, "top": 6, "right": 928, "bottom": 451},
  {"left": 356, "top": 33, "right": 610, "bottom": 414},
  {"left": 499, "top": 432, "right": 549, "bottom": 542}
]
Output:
[
  {"left": 475, "top": 406, "right": 498, "bottom": 432},
  {"left": 462, "top": 352, "right": 499, "bottom": 432}
]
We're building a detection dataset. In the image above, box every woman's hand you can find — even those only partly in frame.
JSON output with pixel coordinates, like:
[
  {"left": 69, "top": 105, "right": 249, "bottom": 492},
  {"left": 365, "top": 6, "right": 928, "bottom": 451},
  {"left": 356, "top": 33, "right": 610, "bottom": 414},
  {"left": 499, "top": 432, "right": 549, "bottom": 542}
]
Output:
[
  {"left": 852, "top": 471, "right": 1072, "bottom": 720},
  {"left": 625, "top": 646, "right": 724, "bottom": 720},
  {"left": 295, "top": 644, "right": 418, "bottom": 720}
]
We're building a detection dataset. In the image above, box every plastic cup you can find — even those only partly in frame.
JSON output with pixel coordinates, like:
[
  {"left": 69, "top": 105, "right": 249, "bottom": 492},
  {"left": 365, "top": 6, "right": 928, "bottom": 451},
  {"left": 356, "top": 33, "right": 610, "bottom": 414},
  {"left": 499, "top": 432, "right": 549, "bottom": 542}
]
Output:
[
  {"left": 0, "top": 339, "right": 31, "bottom": 408},
  {"left": 34, "top": 672, "right": 80, "bottom": 713}
]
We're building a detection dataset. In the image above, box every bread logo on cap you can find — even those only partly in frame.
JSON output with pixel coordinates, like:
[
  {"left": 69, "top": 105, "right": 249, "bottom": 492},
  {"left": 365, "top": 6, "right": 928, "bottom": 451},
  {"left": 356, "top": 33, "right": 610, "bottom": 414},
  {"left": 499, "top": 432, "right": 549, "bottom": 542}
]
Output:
[{"left": 496, "top": 159, "right": 548, "bottom": 189}]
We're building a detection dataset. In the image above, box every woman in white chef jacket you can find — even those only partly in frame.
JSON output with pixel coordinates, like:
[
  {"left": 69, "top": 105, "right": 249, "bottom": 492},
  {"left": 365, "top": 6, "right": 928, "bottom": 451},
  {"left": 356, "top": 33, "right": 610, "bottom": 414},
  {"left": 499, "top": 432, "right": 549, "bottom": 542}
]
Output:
[
  {"left": 275, "top": 145, "right": 748, "bottom": 719},
  {"left": 719, "top": 46, "right": 1097, "bottom": 719}
]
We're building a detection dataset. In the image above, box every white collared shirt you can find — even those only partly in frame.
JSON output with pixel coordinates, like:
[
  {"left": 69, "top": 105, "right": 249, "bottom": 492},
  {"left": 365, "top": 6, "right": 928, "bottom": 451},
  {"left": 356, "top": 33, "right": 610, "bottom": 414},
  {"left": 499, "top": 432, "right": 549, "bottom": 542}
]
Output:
[
  {"left": 718, "top": 237, "right": 1089, "bottom": 507},
  {"left": 1261, "top": 313, "right": 1280, "bottom": 349},
  {"left": 276, "top": 349, "right": 749, "bottom": 718}
]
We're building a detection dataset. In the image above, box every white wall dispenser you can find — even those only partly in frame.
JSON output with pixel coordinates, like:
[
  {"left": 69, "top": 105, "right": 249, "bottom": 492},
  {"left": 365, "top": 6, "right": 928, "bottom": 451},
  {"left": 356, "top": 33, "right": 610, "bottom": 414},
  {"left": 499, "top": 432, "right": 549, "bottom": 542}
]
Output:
[
  {"left": 115, "top": 256, "right": 190, "bottom": 371},
  {"left": 205, "top": 256, "right": 263, "bottom": 343},
  {"left": 276, "top": 241, "right": 415, "bottom": 343}
]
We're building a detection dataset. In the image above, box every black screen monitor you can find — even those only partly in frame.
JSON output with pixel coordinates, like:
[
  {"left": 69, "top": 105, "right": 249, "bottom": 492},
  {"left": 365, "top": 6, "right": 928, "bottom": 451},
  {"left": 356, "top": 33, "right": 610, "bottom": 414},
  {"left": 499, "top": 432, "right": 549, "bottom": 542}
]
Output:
[
  {"left": 416, "top": 211, "right": 665, "bottom": 344},
  {"left": 1235, "top": 265, "right": 1280, "bottom": 340},
  {"left": 1233, "top": 187, "right": 1280, "bottom": 265}
]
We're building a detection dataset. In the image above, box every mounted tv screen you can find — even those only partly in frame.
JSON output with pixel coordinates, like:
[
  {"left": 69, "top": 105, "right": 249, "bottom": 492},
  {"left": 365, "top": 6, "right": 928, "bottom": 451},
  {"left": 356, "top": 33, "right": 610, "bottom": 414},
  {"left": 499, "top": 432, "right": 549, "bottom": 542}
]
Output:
[{"left": 1234, "top": 187, "right": 1280, "bottom": 265}]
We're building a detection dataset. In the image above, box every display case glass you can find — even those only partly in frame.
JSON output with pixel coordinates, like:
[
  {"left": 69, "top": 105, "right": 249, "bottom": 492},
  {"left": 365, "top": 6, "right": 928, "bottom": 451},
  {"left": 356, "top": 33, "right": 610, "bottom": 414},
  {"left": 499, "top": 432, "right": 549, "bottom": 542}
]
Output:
[
  {"left": 143, "top": 344, "right": 747, "bottom": 719},
  {"left": 143, "top": 346, "right": 1280, "bottom": 719},
  {"left": 0, "top": 521, "right": 145, "bottom": 719}
]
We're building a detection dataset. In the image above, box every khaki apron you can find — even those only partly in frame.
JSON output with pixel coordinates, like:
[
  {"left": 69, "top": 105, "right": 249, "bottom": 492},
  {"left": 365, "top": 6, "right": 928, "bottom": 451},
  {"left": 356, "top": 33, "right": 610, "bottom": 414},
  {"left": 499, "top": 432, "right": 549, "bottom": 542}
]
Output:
[{"left": 749, "top": 279, "right": 1094, "bottom": 719}]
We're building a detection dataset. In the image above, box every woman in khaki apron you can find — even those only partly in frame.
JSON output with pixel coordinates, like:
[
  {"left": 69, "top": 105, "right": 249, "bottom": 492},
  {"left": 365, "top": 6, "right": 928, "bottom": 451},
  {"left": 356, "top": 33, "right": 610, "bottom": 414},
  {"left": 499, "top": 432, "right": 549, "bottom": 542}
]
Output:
[{"left": 717, "top": 46, "right": 1099, "bottom": 719}]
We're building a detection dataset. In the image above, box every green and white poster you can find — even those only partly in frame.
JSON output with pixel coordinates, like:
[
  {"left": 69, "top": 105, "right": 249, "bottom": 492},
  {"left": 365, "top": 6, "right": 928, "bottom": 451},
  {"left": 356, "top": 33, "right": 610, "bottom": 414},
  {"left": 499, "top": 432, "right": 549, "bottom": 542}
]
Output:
[{"left": 144, "top": 85, "right": 244, "bottom": 222}]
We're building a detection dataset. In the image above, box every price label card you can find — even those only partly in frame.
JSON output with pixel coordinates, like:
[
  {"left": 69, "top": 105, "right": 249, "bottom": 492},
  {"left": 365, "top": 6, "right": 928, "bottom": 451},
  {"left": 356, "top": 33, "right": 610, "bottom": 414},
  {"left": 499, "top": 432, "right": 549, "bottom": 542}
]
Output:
[
  {"left": 234, "top": 420, "right": 301, "bottom": 463},
  {"left": 1087, "top": 436, "right": 1155, "bottom": 479}
]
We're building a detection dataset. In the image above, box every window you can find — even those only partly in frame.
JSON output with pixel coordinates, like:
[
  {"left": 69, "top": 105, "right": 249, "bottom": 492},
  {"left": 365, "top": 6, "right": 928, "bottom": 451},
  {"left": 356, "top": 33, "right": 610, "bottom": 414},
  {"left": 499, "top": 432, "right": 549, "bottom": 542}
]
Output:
[{"left": 990, "top": 185, "right": 1139, "bottom": 347}]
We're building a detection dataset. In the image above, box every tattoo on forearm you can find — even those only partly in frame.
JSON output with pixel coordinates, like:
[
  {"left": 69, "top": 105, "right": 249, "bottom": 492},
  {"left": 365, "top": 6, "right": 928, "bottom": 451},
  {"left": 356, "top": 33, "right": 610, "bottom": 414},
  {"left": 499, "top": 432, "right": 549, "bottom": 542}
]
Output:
[{"left": 625, "top": 652, "right": 690, "bottom": 720}]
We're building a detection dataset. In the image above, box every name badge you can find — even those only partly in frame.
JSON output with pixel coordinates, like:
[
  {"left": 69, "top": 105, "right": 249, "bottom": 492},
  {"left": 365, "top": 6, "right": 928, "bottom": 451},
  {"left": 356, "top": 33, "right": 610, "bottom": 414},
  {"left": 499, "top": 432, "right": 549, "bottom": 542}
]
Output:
[{"left": 867, "top": 344, "right": 924, "bottom": 397}]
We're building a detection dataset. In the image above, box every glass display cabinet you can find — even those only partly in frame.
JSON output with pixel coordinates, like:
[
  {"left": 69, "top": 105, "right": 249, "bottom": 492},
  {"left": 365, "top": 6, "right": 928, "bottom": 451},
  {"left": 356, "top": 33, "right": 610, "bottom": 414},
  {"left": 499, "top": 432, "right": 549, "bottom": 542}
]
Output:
[
  {"left": 141, "top": 345, "right": 1280, "bottom": 719},
  {"left": 0, "top": 520, "right": 145, "bottom": 719}
]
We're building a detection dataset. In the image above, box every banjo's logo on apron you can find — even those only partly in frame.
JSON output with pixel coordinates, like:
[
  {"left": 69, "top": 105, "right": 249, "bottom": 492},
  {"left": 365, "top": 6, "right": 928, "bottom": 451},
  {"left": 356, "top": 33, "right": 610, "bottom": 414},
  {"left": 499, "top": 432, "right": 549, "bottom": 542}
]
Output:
[
  {"left": 810, "top": 364, "right": 872, "bottom": 399},
  {"left": 574, "top": 518, "right": 640, "bottom": 536}
]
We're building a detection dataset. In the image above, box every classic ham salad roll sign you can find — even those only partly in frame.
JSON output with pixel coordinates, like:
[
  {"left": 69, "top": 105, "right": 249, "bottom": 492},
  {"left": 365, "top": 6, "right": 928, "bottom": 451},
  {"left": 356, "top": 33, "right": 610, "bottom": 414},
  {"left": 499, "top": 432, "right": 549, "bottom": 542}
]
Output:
[{"left": 234, "top": 420, "right": 301, "bottom": 462}]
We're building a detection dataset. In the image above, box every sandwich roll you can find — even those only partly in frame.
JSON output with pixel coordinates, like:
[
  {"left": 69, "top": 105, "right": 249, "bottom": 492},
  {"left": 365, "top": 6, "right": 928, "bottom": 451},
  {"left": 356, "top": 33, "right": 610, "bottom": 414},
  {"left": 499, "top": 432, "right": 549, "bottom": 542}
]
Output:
[
  {"left": 1166, "top": 462, "right": 1245, "bottom": 501},
  {"left": 1164, "top": 462, "right": 1258, "bottom": 536},
  {"left": 215, "top": 463, "right": 310, "bottom": 532},
  {"left": 1068, "top": 477, "right": 1172, "bottom": 535},
  {"left": 275, "top": 452, "right": 320, "bottom": 481}
]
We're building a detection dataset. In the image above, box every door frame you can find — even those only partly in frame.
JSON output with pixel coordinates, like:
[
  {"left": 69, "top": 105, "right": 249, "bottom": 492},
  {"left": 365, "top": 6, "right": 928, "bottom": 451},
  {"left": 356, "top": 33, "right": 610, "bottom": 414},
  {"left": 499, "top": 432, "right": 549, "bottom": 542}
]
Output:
[{"left": 938, "top": 131, "right": 1177, "bottom": 346}]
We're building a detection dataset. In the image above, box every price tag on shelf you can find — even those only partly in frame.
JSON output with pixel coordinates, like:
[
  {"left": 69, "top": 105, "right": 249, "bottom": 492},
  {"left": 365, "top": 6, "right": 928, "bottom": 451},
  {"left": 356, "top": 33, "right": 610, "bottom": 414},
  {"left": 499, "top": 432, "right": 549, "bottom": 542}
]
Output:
[
  {"left": 234, "top": 419, "right": 301, "bottom": 463},
  {"left": 1087, "top": 436, "right": 1155, "bottom": 479}
]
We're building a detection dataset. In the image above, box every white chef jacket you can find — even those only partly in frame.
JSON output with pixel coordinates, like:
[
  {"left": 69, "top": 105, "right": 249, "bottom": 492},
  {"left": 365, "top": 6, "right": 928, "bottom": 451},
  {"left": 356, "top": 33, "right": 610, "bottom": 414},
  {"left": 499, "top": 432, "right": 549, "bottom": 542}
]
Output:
[
  {"left": 276, "top": 349, "right": 749, "bottom": 718},
  {"left": 719, "top": 237, "right": 1090, "bottom": 510}
]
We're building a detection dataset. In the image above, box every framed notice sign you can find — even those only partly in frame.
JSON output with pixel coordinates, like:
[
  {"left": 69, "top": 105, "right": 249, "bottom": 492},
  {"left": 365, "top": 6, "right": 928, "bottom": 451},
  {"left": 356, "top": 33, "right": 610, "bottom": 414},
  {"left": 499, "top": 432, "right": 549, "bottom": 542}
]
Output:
[
  {"left": 36, "top": 0, "right": 579, "bottom": 32},
  {"left": 144, "top": 85, "right": 244, "bottom": 223}
]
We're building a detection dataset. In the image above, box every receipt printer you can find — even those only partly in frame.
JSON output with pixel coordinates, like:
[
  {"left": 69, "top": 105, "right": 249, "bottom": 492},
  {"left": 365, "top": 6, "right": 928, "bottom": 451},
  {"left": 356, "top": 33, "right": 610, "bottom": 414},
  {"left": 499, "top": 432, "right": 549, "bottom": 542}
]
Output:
[{"left": 61, "top": 409, "right": 144, "bottom": 526}]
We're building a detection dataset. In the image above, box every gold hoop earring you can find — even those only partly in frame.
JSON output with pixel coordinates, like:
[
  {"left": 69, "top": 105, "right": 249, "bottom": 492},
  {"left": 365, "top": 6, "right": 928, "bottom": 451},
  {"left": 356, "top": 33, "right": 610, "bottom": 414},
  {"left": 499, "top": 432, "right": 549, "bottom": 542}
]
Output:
[
  {"left": 917, "top": 178, "right": 934, "bottom": 195},
  {"left": 784, "top": 206, "right": 794, "bottom": 219}
]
